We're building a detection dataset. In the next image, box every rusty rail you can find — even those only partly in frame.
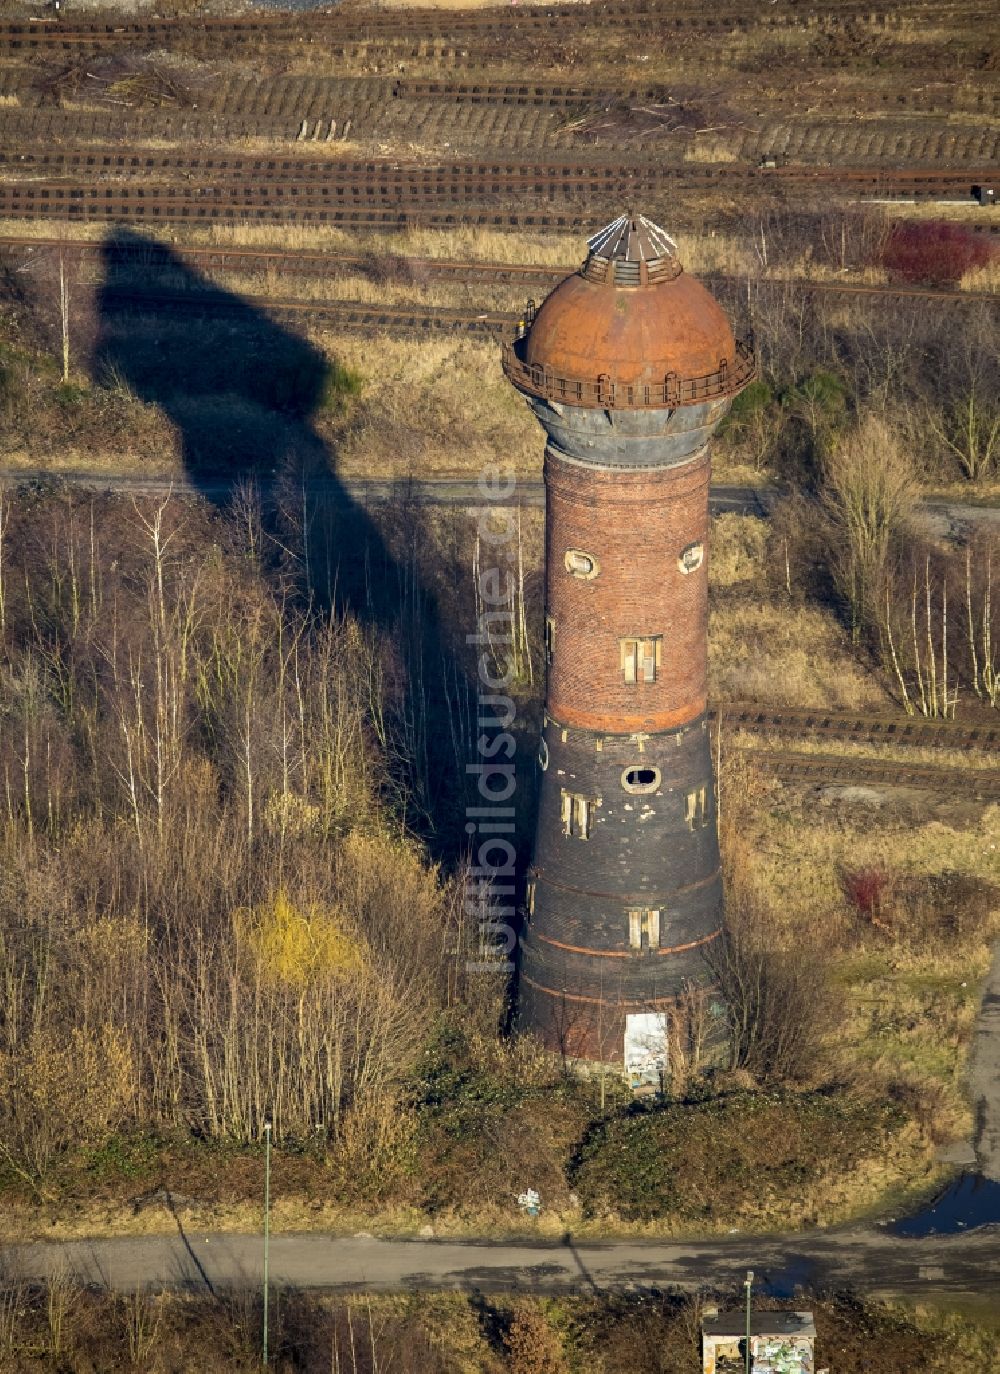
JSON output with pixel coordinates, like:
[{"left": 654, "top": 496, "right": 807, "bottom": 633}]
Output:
[
  {"left": 743, "top": 747, "right": 1000, "bottom": 797},
  {"left": 714, "top": 702, "right": 1000, "bottom": 752},
  {"left": 0, "top": 0, "right": 971, "bottom": 50},
  {"left": 3, "top": 237, "right": 997, "bottom": 305}
]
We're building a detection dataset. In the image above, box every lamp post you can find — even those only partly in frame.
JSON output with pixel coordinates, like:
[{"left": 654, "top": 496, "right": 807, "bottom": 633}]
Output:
[
  {"left": 744, "top": 1269, "right": 754, "bottom": 1374},
  {"left": 263, "top": 1121, "right": 272, "bottom": 1367}
]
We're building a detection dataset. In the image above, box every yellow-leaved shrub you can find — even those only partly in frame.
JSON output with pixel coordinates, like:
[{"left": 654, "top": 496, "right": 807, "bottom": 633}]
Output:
[{"left": 238, "top": 889, "right": 363, "bottom": 988}]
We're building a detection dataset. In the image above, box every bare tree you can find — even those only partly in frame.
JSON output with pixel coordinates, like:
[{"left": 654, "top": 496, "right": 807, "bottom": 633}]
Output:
[
  {"left": 925, "top": 311, "right": 1000, "bottom": 482},
  {"left": 821, "top": 412, "right": 916, "bottom": 642},
  {"left": 707, "top": 887, "right": 841, "bottom": 1085}
]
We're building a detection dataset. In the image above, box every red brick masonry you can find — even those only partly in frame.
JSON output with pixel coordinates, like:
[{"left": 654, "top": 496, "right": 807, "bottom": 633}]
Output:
[{"left": 545, "top": 446, "right": 710, "bottom": 735}]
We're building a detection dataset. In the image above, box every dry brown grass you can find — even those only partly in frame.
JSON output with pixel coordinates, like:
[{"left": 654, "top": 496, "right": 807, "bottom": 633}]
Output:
[
  {"left": 708, "top": 515, "right": 890, "bottom": 710},
  {"left": 960, "top": 261, "right": 1000, "bottom": 294},
  {"left": 682, "top": 136, "right": 740, "bottom": 165},
  {"left": 308, "top": 330, "right": 540, "bottom": 479},
  {"left": 0, "top": 447, "right": 180, "bottom": 477},
  {"left": 731, "top": 729, "right": 998, "bottom": 774},
  {"left": 710, "top": 600, "right": 888, "bottom": 708},
  {"left": 781, "top": 263, "right": 890, "bottom": 286},
  {"left": 78, "top": 260, "right": 516, "bottom": 312},
  {"left": 1, "top": 220, "right": 952, "bottom": 298},
  {"left": 0, "top": 219, "right": 751, "bottom": 279},
  {"left": 725, "top": 739, "right": 1000, "bottom": 1149},
  {"left": 888, "top": 203, "right": 1000, "bottom": 226}
]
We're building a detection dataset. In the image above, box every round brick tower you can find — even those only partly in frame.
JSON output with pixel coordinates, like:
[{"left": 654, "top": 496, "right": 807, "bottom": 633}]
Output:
[{"left": 501, "top": 213, "right": 755, "bottom": 1065}]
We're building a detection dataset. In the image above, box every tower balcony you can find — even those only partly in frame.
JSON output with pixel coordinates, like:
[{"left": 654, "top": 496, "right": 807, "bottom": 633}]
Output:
[{"left": 501, "top": 330, "right": 756, "bottom": 413}]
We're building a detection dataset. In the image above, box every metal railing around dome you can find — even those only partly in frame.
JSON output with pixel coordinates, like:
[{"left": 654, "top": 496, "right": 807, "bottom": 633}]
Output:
[{"left": 501, "top": 333, "right": 756, "bottom": 411}]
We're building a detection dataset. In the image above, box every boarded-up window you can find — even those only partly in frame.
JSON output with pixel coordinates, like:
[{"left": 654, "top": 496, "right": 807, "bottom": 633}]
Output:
[
  {"left": 561, "top": 789, "right": 597, "bottom": 839},
  {"left": 624, "top": 1011, "right": 668, "bottom": 1089},
  {"left": 627, "top": 908, "right": 661, "bottom": 950},
  {"left": 684, "top": 786, "right": 708, "bottom": 830},
  {"left": 621, "top": 636, "right": 661, "bottom": 684}
]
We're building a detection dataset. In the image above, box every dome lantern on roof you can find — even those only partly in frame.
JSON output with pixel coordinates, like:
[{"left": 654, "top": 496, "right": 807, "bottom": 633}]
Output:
[{"left": 581, "top": 212, "right": 682, "bottom": 286}]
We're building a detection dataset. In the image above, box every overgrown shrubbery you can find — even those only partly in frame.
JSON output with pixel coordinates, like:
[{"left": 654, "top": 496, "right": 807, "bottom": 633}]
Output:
[
  {"left": 0, "top": 1283, "right": 986, "bottom": 1374},
  {"left": 880, "top": 220, "right": 997, "bottom": 286},
  {"left": 841, "top": 866, "right": 1000, "bottom": 946},
  {"left": 568, "top": 1091, "right": 905, "bottom": 1224},
  {"left": 405, "top": 1017, "right": 591, "bottom": 1217},
  {"left": 753, "top": 408, "right": 1000, "bottom": 716},
  {"left": 0, "top": 490, "right": 481, "bottom": 1193},
  {"left": 706, "top": 900, "right": 842, "bottom": 1085}
]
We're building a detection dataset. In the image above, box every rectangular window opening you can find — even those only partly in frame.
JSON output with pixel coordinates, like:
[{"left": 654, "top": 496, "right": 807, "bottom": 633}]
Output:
[
  {"left": 621, "top": 636, "right": 661, "bottom": 685},
  {"left": 627, "top": 907, "right": 661, "bottom": 951},
  {"left": 685, "top": 786, "right": 709, "bottom": 830},
  {"left": 561, "top": 789, "right": 598, "bottom": 840}
]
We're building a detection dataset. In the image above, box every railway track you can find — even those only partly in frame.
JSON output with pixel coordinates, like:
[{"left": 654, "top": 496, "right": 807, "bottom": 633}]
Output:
[
  {"left": 716, "top": 703, "right": 1000, "bottom": 753},
  {"left": 98, "top": 287, "right": 518, "bottom": 335},
  {"left": 0, "top": 235, "right": 564, "bottom": 286},
  {"left": 743, "top": 747, "right": 1000, "bottom": 797},
  {"left": 0, "top": 0, "right": 976, "bottom": 51},
  {"left": 6, "top": 75, "right": 994, "bottom": 121},
  {"left": 2, "top": 148, "right": 994, "bottom": 197},
  {"left": 0, "top": 165, "right": 992, "bottom": 229},
  {"left": 2, "top": 69, "right": 995, "bottom": 130},
  {"left": 76, "top": 286, "right": 1000, "bottom": 337},
  {"left": 0, "top": 193, "right": 592, "bottom": 230},
  {"left": 4, "top": 236, "right": 998, "bottom": 307},
  {"left": 1, "top": 103, "right": 996, "bottom": 168}
]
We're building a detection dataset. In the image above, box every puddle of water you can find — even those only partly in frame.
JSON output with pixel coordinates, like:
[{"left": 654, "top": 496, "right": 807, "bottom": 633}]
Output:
[
  {"left": 252, "top": 0, "right": 341, "bottom": 8},
  {"left": 886, "top": 1173, "right": 1000, "bottom": 1238},
  {"left": 759, "top": 1255, "right": 817, "bottom": 1299}
]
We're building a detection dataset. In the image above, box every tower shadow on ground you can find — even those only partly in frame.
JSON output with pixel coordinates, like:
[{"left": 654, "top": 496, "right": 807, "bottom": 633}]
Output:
[{"left": 90, "top": 225, "right": 473, "bottom": 855}]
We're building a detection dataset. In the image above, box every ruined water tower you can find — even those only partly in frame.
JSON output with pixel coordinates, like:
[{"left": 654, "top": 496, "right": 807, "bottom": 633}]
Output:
[{"left": 501, "top": 213, "right": 755, "bottom": 1068}]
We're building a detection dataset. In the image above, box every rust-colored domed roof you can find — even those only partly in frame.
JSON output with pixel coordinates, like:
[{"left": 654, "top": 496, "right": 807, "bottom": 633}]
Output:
[
  {"left": 503, "top": 214, "right": 754, "bottom": 411},
  {"left": 523, "top": 269, "right": 736, "bottom": 386}
]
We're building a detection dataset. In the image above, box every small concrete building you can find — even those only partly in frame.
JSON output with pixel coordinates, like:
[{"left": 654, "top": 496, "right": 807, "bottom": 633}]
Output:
[{"left": 701, "top": 1310, "right": 816, "bottom": 1374}]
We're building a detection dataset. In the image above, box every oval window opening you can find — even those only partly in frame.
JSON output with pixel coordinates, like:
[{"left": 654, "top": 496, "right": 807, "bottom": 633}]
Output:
[
  {"left": 622, "top": 766, "right": 660, "bottom": 794},
  {"left": 539, "top": 738, "right": 549, "bottom": 771},
  {"left": 565, "top": 548, "right": 600, "bottom": 580},
  {"left": 678, "top": 542, "right": 704, "bottom": 575}
]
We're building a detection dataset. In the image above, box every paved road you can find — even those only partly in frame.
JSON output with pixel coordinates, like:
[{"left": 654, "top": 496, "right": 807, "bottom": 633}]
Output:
[
  {"left": 4, "top": 1225, "right": 1000, "bottom": 1303},
  {"left": 1, "top": 470, "right": 997, "bottom": 532},
  {"left": 0, "top": 469, "right": 772, "bottom": 515},
  {"left": 971, "top": 943, "right": 1000, "bottom": 1184}
]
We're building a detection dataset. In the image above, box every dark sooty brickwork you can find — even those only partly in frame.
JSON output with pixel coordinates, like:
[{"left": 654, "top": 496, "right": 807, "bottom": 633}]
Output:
[
  {"left": 503, "top": 214, "right": 753, "bottom": 1062},
  {"left": 522, "top": 717, "right": 721, "bottom": 1060}
]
